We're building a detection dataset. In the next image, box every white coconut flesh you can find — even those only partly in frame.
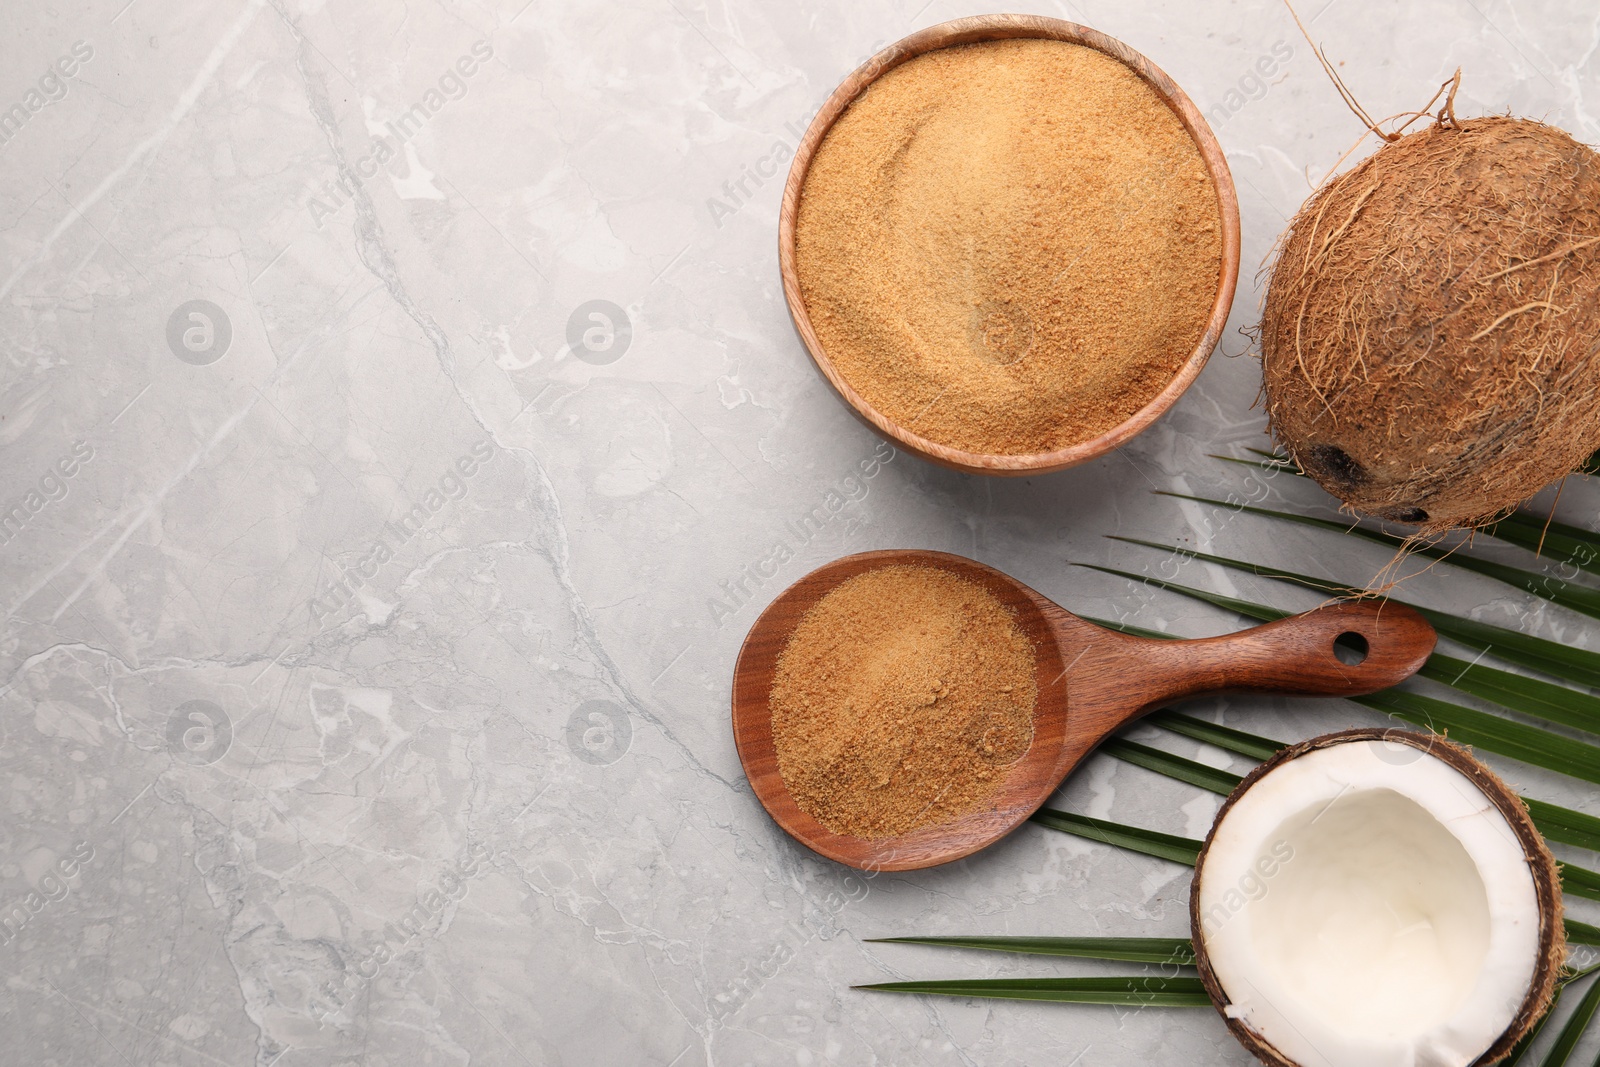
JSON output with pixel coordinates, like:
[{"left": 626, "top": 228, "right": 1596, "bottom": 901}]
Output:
[{"left": 1196, "top": 739, "right": 1540, "bottom": 1067}]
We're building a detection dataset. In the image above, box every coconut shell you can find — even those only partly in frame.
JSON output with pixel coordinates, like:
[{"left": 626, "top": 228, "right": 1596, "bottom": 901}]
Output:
[
  {"left": 1261, "top": 117, "right": 1600, "bottom": 531},
  {"left": 1190, "top": 728, "right": 1564, "bottom": 1067}
]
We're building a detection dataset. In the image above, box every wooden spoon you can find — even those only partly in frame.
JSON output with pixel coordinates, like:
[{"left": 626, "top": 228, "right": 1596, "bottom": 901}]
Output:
[{"left": 731, "top": 550, "right": 1436, "bottom": 871}]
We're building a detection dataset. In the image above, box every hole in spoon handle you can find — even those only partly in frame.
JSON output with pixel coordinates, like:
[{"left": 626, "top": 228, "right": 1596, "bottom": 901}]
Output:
[
  {"left": 1255, "top": 600, "right": 1433, "bottom": 696},
  {"left": 1155, "top": 600, "right": 1437, "bottom": 701},
  {"left": 1333, "top": 631, "right": 1369, "bottom": 665}
]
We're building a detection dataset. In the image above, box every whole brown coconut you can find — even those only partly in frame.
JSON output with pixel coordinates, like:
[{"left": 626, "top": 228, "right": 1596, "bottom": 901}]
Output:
[{"left": 1261, "top": 116, "right": 1600, "bottom": 531}]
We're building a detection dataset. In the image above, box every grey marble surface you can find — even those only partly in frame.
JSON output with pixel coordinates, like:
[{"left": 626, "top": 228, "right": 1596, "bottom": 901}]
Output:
[{"left": 2, "top": 0, "right": 1598, "bottom": 1063}]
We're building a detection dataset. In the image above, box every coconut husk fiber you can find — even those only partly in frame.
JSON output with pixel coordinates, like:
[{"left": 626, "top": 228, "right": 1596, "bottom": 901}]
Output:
[{"left": 1261, "top": 116, "right": 1600, "bottom": 532}]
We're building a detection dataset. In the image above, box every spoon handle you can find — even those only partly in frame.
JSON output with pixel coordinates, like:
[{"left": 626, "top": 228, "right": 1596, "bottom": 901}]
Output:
[{"left": 1084, "top": 600, "right": 1436, "bottom": 718}]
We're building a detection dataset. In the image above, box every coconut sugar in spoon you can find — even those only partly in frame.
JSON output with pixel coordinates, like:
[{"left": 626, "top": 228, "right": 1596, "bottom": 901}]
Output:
[{"left": 731, "top": 550, "right": 1436, "bottom": 871}]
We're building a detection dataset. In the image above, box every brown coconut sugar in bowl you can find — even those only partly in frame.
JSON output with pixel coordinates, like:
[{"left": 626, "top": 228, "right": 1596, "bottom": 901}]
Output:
[
  {"left": 767, "top": 564, "right": 1038, "bottom": 839},
  {"left": 794, "top": 37, "right": 1224, "bottom": 457}
]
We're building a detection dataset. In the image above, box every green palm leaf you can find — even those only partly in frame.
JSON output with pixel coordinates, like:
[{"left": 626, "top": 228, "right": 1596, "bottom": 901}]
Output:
[
  {"left": 1089, "top": 614, "right": 1600, "bottom": 852},
  {"left": 1561, "top": 863, "right": 1600, "bottom": 905},
  {"left": 1030, "top": 808, "right": 1200, "bottom": 866},
  {"left": 1093, "top": 546, "right": 1600, "bottom": 688},
  {"left": 1233, "top": 447, "right": 1600, "bottom": 485},
  {"left": 1420, "top": 653, "right": 1600, "bottom": 737},
  {"left": 1144, "top": 711, "right": 1600, "bottom": 853},
  {"left": 1155, "top": 494, "right": 1600, "bottom": 619},
  {"left": 1527, "top": 799, "right": 1600, "bottom": 853},
  {"left": 1569, "top": 920, "right": 1600, "bottom": 948},
  {"left": 1502, "top": 965, "right": 1600, "bottom": 1067},
  {"left": 854, "top": 975, "right": 1213, "bottom": 1007},
  {"left": 867, "top": 936, "right": 1195, "bottom": 966},
  {"left": 1144, "top": 709, "right": 1284, "bottom": 761},
  {"left": 1426, "top": 552, "right": 1600, "bottom": 620},
  {"left": 1089, "top": 737, "right": 1600, "bottom": 904},
  {"left": 1504, "top": 981, "right": 1563, "bottom": 1066},
  {"left": 1032, "top": 805, "right": 1600, "bottom": 951},
  {"left": 1085, "top": 563, "right": 1600, "bottom": 783},
  {"left": 1482, "top": 511, "right": 1600, "bottom": 572},
  {"left": 1536, "top": 971, "right": 1600, "bottom": 1066},
  {"left": 1156, "top": 491, "right": 1399, "bottom": 548},
  {"left": 1099, "top": 551, "right": 1600, "bottom": 735},
  {"left": 1082, "top": 561, "right": 1287, "bottom": 625},
  {"left": 1111, "top": 533, "right": 1600, "bottom": 724},
  {"left": 1100, "top": 738, "right": 1240, "bottom": 795},
  {"left": 1131, "top": 718, "right": 1600, "bottom": 853},
  {"left": 1213, "top": 448, "right": 1600, "bottom": 569},
  {"left": 1351, "top": 688, "right": 1600, "bottom": 787}
]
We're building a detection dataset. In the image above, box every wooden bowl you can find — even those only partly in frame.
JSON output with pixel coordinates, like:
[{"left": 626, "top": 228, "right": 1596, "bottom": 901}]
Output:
[{"left": 777, "top": 14, "right": 1242, "bottom": 476}]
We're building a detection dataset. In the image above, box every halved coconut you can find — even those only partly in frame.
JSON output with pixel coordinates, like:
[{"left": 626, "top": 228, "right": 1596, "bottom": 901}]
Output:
[{"left": 1191, "top": 729, "right": 1563, "bottom": 1067}]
